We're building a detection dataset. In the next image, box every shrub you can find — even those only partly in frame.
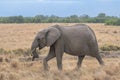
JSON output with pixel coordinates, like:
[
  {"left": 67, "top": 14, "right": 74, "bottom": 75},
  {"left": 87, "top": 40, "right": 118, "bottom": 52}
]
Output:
[
  {"left": 100, "top": 44, "right": 120, "bottom": 51},
  {"left": 0, "top": 48, "right": 5, "bottom": 54},
  {"left": 0, "top": 48, "right": 11, "bottom": 54},
  {"left": 105, "top": 19, "right": 120, "bottom": 26},
  {"left": 11, "top": 48, "right": 33, "bottom": 56},
  {"left": 12, "top": 49, "right": 25, "bottom": 55},
  {"left": 0, "top": 48, "right": 40, "bottom": 56}
]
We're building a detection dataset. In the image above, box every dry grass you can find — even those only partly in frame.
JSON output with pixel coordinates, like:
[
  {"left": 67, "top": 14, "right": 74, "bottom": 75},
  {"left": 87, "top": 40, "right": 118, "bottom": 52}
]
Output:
[
  {"left": 0, "top": 54, "right": 120, "bottom": 80},
  {"left": 87, "top": 23, "right": 120, "bottom": 48},
  {"left": 0, "top": 23, "right": 120, "bottom": 50},
  {"left": 0, "top": 23, "right": 120, "bottom": 80}
]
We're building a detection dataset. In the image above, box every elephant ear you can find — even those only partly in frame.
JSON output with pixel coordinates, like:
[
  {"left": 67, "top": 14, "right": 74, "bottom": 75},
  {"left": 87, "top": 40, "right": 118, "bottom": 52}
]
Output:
[{"left": 46, "top": 27, "right": 61, "bottom": 46}]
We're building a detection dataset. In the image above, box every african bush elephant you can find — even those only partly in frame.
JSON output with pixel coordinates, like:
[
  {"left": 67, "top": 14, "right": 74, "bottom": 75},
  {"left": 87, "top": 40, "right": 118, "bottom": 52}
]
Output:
[{"left": 31, "top": 24, "right": 104, "bottom": 70}]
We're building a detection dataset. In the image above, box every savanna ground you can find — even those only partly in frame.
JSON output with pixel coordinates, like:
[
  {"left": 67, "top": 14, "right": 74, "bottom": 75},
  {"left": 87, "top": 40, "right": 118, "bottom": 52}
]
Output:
[{"left": 0, "top": 23, "right": 120, "bottom": 80}]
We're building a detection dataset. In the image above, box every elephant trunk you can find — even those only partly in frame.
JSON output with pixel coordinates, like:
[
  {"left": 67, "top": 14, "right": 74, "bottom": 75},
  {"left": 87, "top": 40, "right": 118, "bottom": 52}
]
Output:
[{"left": 31, "top": 40, "right": 39, "bottom": 61}]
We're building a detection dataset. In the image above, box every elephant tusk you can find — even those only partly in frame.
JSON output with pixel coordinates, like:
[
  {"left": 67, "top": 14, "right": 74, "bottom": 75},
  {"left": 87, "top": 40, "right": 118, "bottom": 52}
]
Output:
[
  {"left": 31, "top": 48, "right": 36, "bottom": 53},
  {"left": 30, "top": 48, "right": 36, "bottom": 56}
]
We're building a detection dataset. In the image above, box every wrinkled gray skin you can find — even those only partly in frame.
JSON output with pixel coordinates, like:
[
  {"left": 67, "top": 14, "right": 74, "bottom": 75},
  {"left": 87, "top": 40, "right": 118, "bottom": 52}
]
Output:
[{"left": 31, "top": 24, "right": 104, "bottom": 70}]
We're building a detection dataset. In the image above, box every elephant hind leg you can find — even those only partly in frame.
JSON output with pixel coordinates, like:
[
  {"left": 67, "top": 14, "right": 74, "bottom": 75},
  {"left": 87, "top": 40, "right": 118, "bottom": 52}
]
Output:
[{"left": 77, "top": 55, "right": 85, "bottom": 69}]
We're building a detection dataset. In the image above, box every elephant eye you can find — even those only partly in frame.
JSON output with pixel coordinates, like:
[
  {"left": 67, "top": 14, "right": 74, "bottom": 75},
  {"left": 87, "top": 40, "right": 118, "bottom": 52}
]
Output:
[{"left": 37, "top": 38, "right": 40, "bottom": 41}]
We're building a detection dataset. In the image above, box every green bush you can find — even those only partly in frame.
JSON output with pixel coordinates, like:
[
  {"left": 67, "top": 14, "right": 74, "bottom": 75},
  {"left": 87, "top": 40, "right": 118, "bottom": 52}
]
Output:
[
  {"left": 105, "top": 19, "right": 120, "bottom": 26},
  {"left": 0, "top": 13, "right": 120, "bottom": 24},
  {"left": 0, "top": 48, "right": 8, "bottom": 54},
  {"left": 0, "top": 48, "right": 41, "bottom": 56},
  {"left": 100, "top": 45, "right": 120, "bottom": 51},
  {"left": 11, "top": 48, "right": 32, "bottom": 56}
]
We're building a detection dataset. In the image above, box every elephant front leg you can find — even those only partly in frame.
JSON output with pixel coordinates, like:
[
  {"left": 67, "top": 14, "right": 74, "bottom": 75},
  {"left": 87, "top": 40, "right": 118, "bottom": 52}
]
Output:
[
  {"left": 55, "top": 46, "right": 64, "bottom": 70},
  {"left": 43, "top": 54, "right": 55, "bottom": 70},
  {"left": 43, "top": 47, "right": 55, "bottom": 71},
  {"left": 53, "top": 38, "right": 64, "bottom": 70},
  {"left": 56, "top": 53, "right": 63, "bottom": 70}
]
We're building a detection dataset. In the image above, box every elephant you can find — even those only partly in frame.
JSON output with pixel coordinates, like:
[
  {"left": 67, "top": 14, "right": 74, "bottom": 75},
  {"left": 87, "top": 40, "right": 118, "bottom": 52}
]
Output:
[{"left": 31, "top": 24, "right": 104, "bottom": 70}]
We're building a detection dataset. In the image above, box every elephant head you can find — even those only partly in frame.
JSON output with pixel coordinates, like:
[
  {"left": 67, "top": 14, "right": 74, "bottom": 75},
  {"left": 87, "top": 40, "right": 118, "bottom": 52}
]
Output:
[{"left": 31, "top": 27, "right": 61, "bottom": 61}]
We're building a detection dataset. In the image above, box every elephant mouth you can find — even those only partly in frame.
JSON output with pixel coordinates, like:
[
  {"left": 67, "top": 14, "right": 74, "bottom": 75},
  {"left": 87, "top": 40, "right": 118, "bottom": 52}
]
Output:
[
  {"left": 38, "top": 43, "right": 44, "bottom": 50},
  {"left": 31, "top": 48, "right": 39, "bottom": 61},
  {"left": 39, "top": 46, "right": 43, "bottom": 50}
]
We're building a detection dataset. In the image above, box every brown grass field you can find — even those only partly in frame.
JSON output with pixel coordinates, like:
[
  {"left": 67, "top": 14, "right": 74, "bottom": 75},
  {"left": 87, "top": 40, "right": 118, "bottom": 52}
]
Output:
[{"left": 0, "top": 23, "right": 120, "bottom": 80}]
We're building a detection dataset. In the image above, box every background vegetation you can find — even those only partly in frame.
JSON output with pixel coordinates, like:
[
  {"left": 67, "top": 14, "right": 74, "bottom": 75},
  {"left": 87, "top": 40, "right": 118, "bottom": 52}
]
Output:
[
  {"left": 0, "top": 23, "right": 120, "bottom": 80},
  {"left": 0, "top": 13, "right": 120, "bottom": 25}
]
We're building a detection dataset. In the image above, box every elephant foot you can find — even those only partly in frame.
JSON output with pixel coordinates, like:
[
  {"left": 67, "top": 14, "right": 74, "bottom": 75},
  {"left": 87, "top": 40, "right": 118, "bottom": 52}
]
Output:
[
  {"left": 74, "top": 68, "right": 81, "bottom": 71},
  {"left": 100, "top": 62, "right": 105, "bottom": 68},
  {"left": 44, "top": 65, "right": 50, "bottom": 71},
  {"left": 43, "top": 59, "right": 50, "bottom": 71},
  {"left": 100, "top": 61, "right": 105, "bottom": 66},
  {"left": 74, "top": 66, "right": 81, "bottom": 71},
  {"left": 58, "top": 67, "right": 62, "bottom": 71}
]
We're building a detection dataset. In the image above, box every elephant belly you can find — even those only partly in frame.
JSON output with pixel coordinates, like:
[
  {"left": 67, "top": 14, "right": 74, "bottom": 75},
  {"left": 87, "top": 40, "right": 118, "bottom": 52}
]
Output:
[{"left": 64, "top": 43, "right": 89, "bottom": 56}]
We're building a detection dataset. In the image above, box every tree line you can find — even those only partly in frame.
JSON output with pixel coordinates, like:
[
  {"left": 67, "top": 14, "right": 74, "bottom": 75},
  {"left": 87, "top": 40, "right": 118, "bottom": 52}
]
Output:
[{"left": 0, "top": 13, "right": 120, "bottom": 25}]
